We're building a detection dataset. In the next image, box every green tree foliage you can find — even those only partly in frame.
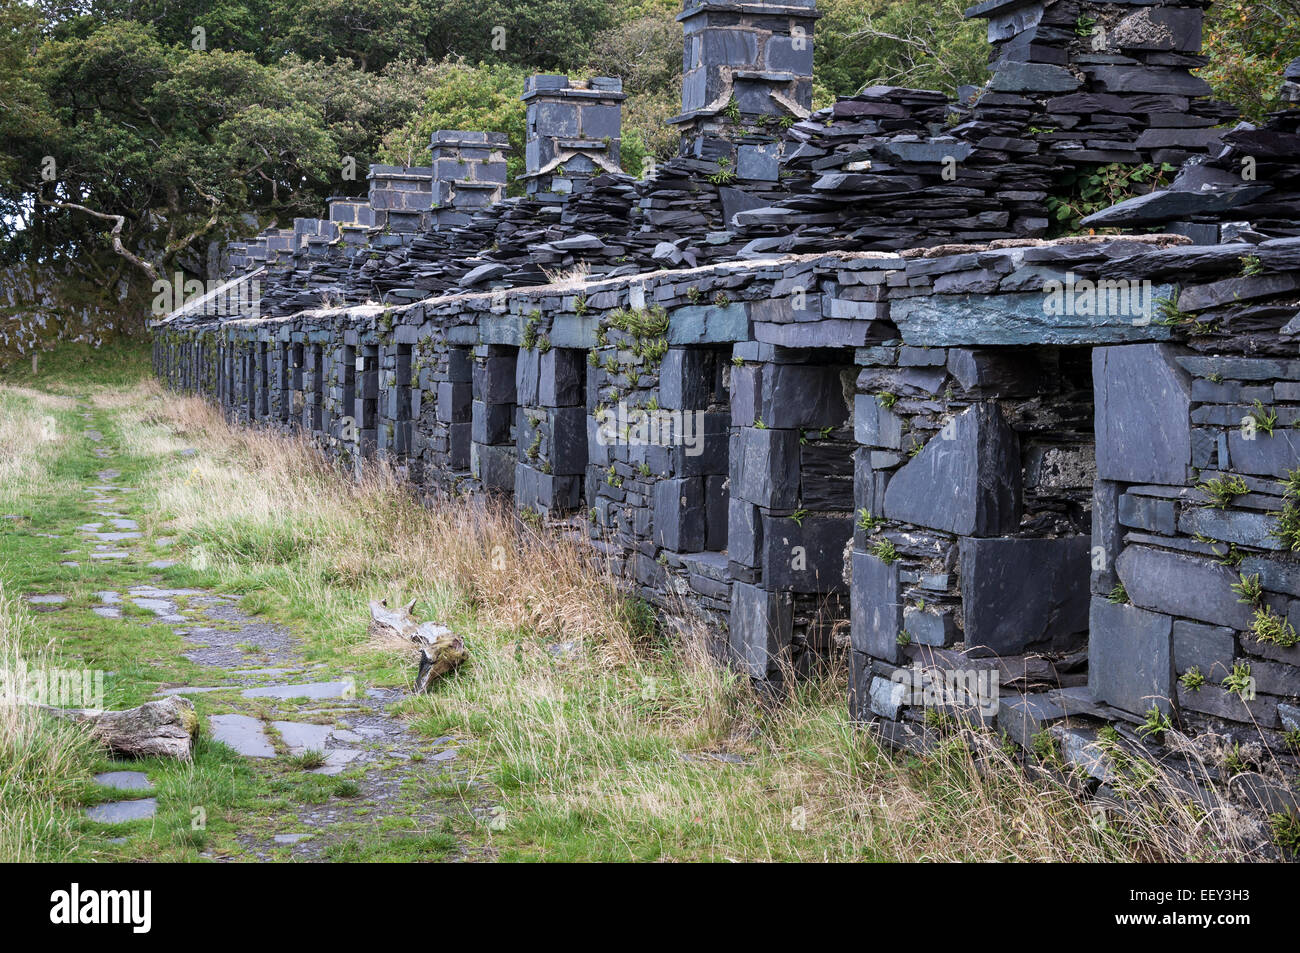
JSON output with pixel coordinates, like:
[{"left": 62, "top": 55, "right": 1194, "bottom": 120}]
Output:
[
  {"left": 380, "top": 60, "right": 530, "bottom": 187},
  {"left": 813, "top": 0, "right": 990, "bottom": 104},
  {"left": 1201, "top": 0, "right": 1300, "bottom": 122},
  {"left": 1, "top": 0, "right": 1294, "bottom": 334}
]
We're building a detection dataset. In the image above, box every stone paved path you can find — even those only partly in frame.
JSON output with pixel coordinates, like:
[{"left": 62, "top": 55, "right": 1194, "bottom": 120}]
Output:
[{"left": 31, "top": 400, "right": 490, "bottom": 861}]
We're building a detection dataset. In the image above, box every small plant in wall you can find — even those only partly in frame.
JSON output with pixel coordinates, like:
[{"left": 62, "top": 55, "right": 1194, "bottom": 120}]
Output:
[
  {"left": 1271, "top": 468, "right": 1300, "bottom": 552},
  {"left": 789, "top": 507, "right": 808, "bottom": 527},
  {"left": 1251, "top": 604, "right": 1298, "bottom": 647},
  {"left": 522, "top": 310, "right": 542, "bottom": 350},
  {"left": 875, "top": 391, "right": 899, "bottom": 410},
  {"left": 1179, "top": 667, "right": 1206, "bottom": 692},
  {"left": 1231, "top": 572, "right": 1264, "bottom": 606},
  {"left": 896, "top": 630, "right": 912, "bottom": 647},
  {"left": 1197, "top": 473, "right": 1248, "bottom": 508},
  {"left": 1107, "top": 582, "right": 1129, "bottom": 605},
  {"left": 1137, "top": 706, "right": 1173, "bottom": 741},
  {"left": 1031, "top": 729, "right": 1062, "bottom": 767},
  {"left": 1248, "top": 399, "right": 1277, "bottom": 436},
  {"left": 1270, "top": 811, "right": 1300, "bottom": 856},
  {"left": 1222, "top": 662, "right": 1254, "bottom": 697},
  {"left": 856, "top": 509, "right": 883, "bottom": 533},
  {"left": 707, "top": 158, "right": 737, "bottom": 185},
  {"left": 869, "top": 538, "right": 899, "bottom": 565},
  {"left": 1239, "top": 254, "right": 1264, "bottom": 277}
]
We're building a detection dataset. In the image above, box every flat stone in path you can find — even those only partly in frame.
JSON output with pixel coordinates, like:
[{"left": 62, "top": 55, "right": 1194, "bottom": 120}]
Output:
[
  {"left": 272, "top": 721, "right": 332, "bottom": 753},
  {"left": 310, "top": 749, "right": 361, "bottom": 776},
  {"left": 94, "top": 771, "right": 153, "bottom": 791},
  {"left": 274, "top": 833, "right": 311, "bottom": 844},
  {"left": 85, "top": 799, "right": 157, "bottom": 823},
  {"left": 242, "top": 681, "right": 353, "bottom": 701},
  {"left": 90, "top": 552, "right": 130, "bottom": 560},
  {"left": 26, "top": 594, "right": 67, "bottom": 605},
  {"left": 155, "top": 685, "right": 224, "bottom": 696},
  {"left": 209, "top": 714, "right": 276, "bottom": 757},
  {"left": 148, "top": 560, "right": 178, "bottom": 569}
]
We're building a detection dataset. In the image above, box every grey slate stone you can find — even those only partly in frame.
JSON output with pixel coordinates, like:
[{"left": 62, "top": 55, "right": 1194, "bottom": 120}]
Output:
[
  {"left": 760, "top": 364, "right": 850, "bottom": 429},
  {"left": 729, "top": 582, "right": 793, "bottom": 679},
  {"left": 1177, "top": 507, "right": 1287, "bottom": 551},
  {"left": 654, "top": 477, "right": 706, "bottom": 553},
  {"left": 882, "top": 404, "right": 1021, "bottom": 536},
  {"left": 1094, "top": 344, "right": 1191, "bottom": 485},
  {"left": 960, "top": 536, "right": 1092, "bottom": 655},
  {"left": 1089, "top": 598, "right": 1173, "bottom": 716},
  {"left": 1227, "top": 430, "right": 1300, "bottom": 479},
  {"left": 854, "top": 393, "right": 902, "bottom": 449},
  {"left": 731, "top": 427, "right": 800, "bottom": 509},
  {"left": 998, "top": 693, "right": 1066, "bottom": 752},
  {"left": 868, "top": 675, "right": 909, "bottom": 720},
  {"left": 892, "top": 292, "right": 1173, "bottom": 346},
  {"left": 903, "top": 605, "right": 956, "bottom": 647},
  {"left": 989, "top": 61, "right": 1080, "bottom": 93},
  {"left": 1116, "top": 544, "right": 1254, "bottom": 630},
  {"left": 761, "top": 514, "right": 851, "bottom": 594},
  {"left": 1172, "top": 620, "right": 1237, "bottom": 680},
  {"left": 851, "top": 550, "right": 901, "bottom": 664}
]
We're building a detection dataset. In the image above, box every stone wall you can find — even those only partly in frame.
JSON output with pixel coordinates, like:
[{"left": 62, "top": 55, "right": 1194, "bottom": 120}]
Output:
[{"left": 153, "top": 0, "right": 1300, "bottom": 794}]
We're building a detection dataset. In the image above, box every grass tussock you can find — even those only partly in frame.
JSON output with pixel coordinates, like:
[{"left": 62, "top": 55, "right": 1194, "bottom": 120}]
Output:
[
  {"left": 96, "top": 377, "right": 1264, "bottom": 863},
  {"left": 0, "top": 579, "right": 99, "bottom": 862}
]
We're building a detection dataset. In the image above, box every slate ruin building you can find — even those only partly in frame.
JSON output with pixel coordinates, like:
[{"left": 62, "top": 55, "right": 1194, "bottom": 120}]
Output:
[{"left": 154, "top": 0, "right": 1300, "bottom": 796}]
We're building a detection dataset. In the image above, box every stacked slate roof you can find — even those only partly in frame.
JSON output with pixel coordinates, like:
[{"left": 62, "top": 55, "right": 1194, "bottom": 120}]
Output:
[
  {"left": 734, "top": 0, "right": 1238, "bottom": 255},
  {"left": 1083, "top": 59, "right": 1300, "bottom": 242}
]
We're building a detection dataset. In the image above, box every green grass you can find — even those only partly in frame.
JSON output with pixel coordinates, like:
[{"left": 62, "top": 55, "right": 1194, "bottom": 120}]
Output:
[{"left": 0, "top": 340, "right": 1267, "bottom": 863}]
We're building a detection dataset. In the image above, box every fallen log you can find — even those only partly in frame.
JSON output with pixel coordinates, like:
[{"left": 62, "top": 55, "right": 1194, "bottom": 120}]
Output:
[
  {"left": 368, "top": 599, "right": 467, "bottom": 693},
  {"left": 45, "top": 694, "right": 199, "bottom": 761}
]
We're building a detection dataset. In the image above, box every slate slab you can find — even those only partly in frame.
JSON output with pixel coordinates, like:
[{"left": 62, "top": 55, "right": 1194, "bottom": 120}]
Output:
[
  {"left": 86, "top": 799, "right": 158, "bottom": 823},
  {"left": 1094, "top": 344, "right": 1191, "bottom": 485},
  {"left": 1089, "top": 598, "right": 1173, "bottom": 716},
  {"left": 210, "top": 713, "right": 276, "bottom": 758},
  {"left": 882, "top": 404, "right": 1021, "bottom": 536},
  {"left": 959, "top": 536, "right": 1092, "bottom": 655}
]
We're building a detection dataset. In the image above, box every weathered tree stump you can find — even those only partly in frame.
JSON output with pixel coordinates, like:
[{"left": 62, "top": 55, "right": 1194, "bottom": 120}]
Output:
[
  {"left": 368, "top": 599, "right": 467, "bottom": 692},
  {"left": 46, "top": 694, "right": 199, "bottom": 761}
]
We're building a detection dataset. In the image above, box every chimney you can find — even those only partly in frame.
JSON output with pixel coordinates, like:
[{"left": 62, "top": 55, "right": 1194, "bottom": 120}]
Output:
[
  {"left": 366, "top": 164, "right": 435, "bottom": 232},
  {"left": 673, "top": 0, "right": 819, "bottom": 164},
  {"left": 429, "top": 130, "right": 511, "bottom": 226},
  {"left": 521, "top": 75, "right": 625, "bottom": 199},
  {"left": 327, "top": 197, "right": 375, "bottom": 244}
]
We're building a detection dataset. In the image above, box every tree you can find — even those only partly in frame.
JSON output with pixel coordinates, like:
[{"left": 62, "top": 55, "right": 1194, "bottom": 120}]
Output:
[
  {"left": 813, "top": 0, "right": 990, "bottom": 105},
  {"left": 1201, "top": 0, "right": 1300, "bottom": 122},
  {"left": 380, "top": 60, "right": 531, "bottom": 189}
]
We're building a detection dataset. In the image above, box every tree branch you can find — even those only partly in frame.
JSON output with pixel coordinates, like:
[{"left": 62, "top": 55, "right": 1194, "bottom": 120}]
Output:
[{"left": 35, "top": 196, "right": 159, "bottom": 283}]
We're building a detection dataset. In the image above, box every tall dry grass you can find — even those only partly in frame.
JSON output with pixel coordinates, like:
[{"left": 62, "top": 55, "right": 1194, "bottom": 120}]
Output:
[
  {"left": 0, "top": 386, "right": 74, "bottom": 511},
  {"left": 113, "top": 381, "right": 1268, "bottom": 861},
  {"left": 0, "top": 385, "right": 98, "bottom": 861},
  {"left": 0, "top": 580, "right": 100, "bottom": 862}
]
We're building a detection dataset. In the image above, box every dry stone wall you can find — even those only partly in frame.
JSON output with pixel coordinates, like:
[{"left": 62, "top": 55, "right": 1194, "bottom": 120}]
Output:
[{"left": 154, "top": 0, "right": 1300, "bottom": 799}]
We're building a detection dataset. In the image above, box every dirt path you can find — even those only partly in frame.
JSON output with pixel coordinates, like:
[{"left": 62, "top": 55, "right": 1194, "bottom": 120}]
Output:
[{"left": 19, "top": 397, "right": 494, "bottom": 862}]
